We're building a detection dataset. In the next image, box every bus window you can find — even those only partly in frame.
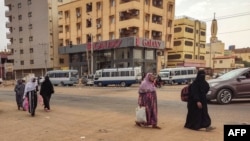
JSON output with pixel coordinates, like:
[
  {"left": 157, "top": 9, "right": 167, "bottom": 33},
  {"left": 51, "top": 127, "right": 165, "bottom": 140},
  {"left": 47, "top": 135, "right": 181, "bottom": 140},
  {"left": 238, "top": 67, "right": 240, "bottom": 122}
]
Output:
[
  {"left": 121, "top": 71, "right": 129, "bottom": 76},
  {"left": 181, "top": 70, "right": 187, "bottom": 75},
  {"left": 174, "top": 70, "right": 180, "bottom": 76},
  {"left": 131, "top": 71, "right": 134, "bottom": 76},
  {"left": 102, "top": 72, "right": 110, "bottom": 77},
  {"left": 187, "top": 70, "right": 193, "bottom": 74},
  {"left": 48, "top": 73, "right": 55, "bottom": 78},
  {"left": 111, "top": 71, "right": 119, "bottom": 77},
  {"left": 70, "top": 72, "right": 78, "bottom": 78}
]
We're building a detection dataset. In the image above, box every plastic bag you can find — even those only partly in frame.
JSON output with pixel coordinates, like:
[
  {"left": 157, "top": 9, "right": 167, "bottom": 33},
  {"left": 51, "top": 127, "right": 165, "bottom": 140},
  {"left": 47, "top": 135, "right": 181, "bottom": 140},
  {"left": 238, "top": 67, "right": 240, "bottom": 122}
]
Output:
[
  {"left": 22, "top": 97, "right": 29, "bottom": 111},
  {"left": 135, "top": 106, "right": 147, "bottom": 122},
  {"left": 38, "top": 95, "right": 43, "bottom": 106}
]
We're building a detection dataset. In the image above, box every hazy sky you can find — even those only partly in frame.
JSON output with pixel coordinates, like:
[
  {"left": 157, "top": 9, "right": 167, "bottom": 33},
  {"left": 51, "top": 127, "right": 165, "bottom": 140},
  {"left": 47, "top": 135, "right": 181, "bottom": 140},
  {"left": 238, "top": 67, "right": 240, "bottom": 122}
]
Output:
[
  {"left": 0, "top": 0, "right": 250, "bottom": 51},
  {"left": 175, "top": 0, "right": 250, "bottom": 49}
]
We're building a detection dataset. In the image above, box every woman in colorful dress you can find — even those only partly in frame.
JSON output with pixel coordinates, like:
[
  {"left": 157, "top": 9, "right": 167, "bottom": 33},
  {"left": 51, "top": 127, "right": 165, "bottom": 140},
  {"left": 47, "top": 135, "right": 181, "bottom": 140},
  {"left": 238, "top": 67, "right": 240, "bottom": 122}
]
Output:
[{"left": 136, "top": 73, "right": 161, "bottom": 129}]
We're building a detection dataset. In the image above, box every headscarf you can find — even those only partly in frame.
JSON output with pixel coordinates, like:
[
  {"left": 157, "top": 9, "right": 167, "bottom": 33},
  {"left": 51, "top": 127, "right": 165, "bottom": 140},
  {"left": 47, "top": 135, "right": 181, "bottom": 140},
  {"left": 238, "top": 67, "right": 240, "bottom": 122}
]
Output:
[
  {"left": 139, "top": 73, "right": 156, "bottom": 93},
  {"left": 193, "top": 70, "right": 209, "bottom": 94},
  {"left": 23, "top": 77, "right": 38, "bottom": 96}
]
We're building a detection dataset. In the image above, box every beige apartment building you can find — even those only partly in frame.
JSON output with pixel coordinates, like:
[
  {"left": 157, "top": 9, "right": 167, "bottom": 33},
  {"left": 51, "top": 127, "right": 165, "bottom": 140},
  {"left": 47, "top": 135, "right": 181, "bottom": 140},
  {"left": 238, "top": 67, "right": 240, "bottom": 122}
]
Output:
[
  {"left": 5, "top": 0, "right": 72, "bottom": 78},
  {"left": 58, "top": 0, "right": 175, "bottom": 75},
  {"left": 169, "top": 16, "right": 206, "bottom": 68}
]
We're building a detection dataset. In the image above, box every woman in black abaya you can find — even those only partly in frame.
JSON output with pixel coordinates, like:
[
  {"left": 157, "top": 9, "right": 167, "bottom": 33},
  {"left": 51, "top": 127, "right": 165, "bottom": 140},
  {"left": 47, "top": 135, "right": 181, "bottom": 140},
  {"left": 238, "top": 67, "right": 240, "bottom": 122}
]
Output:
[{"left": 184, "top": 70, "right": 215, "bottom": 131}]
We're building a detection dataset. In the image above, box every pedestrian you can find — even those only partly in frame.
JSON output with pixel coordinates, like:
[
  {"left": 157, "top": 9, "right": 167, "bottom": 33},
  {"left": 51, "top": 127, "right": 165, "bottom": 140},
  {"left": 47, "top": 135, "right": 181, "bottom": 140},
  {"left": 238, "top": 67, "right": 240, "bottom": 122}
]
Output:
[
  {"left": 14, "top": 79, "right": 25, "bottom": 110},
  {"left": 135, "top": 73, "right": 161, "bottom": 129},
  {"left": 23, "top": 77, "right": 39, "bottom": 116},
  {"left": 184, "top": 70, "right": 215, "bottom": 131},
  {"left": 40, "top": 76, "right": 54, "bottom": 112}
]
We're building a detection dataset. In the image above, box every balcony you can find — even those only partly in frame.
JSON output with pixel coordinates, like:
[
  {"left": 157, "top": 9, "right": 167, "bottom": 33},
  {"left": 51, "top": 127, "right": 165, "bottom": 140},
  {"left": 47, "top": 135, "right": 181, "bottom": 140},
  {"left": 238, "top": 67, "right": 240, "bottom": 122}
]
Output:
[
  {"left": 120, "top": 0, "right": 140, "bottom": 4},
  {"left": 6, "top": 32, "right": 12, "bottom": 39},
  {"left": 5, "top": 10, "right": 11, "bottom": 17},
  {"left": 6, "top": 22, "right": 11, "bottom": 28},
  {"left": 119, "top": 27, "right": 139, "bottom": 38},
  {"left": 120, "top": 9, "right": 140, "bottom": 21}
]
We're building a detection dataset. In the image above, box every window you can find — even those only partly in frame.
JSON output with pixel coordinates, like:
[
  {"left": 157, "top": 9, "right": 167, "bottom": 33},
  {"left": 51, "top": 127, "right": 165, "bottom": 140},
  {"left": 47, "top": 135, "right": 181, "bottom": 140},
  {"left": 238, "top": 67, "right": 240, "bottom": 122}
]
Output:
[
  {"left": 111, "top": 72, "right": 119, "bottom": 77},
  {"left": 102, "top": 72, "right": 110, "bottom": 77},
  {"left": 168, "top": 54, "right": 181, "bottom": 59},
  {"left": 30, "top": 60, "right": 34, "bottom": 64},
  {"left": 219, "top": 60, "right": 223, "bottom": 63},
  {"left": 18, "top": 3, "right": 21, "bottom": 8},
  {"left": 185, "top": 41, "right": 193, "bottom": 46},
  {"left": 184, "top": 54, "right": 192, "bottom": 59},
  {"left": 65, "top": 11, "right": 69, "bottom": 18},
  {"left": 19, "top": 26, "right": 22, "bottom": 31},
  {"left": 19, "top": 38, "right": 23, "bottom": 43},
  {"left": 28, "top": 24, "right": 32, "bottom": 29},
  {"left": 28, "top": 0, "right": 32, "bottom": 5},
  {"left": 58, "top": 0, "right": 63, "bottom": 2},
  {"left": 168, "top": 20, "right": 172, "bottom": 27},
  {"left": 174, "top": 27, "right": 182, "bottom": 33},
  {"left": 86, "top": 3, "right": 92, "bottom": 12},
  {"left": 174, "top": 41, "right": 181, "bottom": 46},
  {"left": 59, "top": 58, "right": 64, "bottom": 64},
  {"left": 20, "top": 61, "right": 24, "bottom": 65},
  {"left": 200, "top": 56, "right": 205, "bottom": 60},
  {"left": 110, "top": 15, "right": 115, "bottom": 24},
  {"left": 30, "top": 48, "right": 33, "bottom": 53},
  {"left": 20, "top": 49, "right": 24, "bottom": 54},
  {"left": 181, "top": 70, "right": 187, "bottom": 75},
  {"left": 168, "top": 4, "right": 173, "bottom": 12},
  {"left": 76, "top": 7, "right": 81, "bottom": 18},
  {"left": 28, "top": 12, "right": 32, "bottom": 17},
  {"left": 201, "top": 31, "right": 206, "bottom": 36},
  {"left": 110, "top": 0, "right": 115, "bottom": 7},
  {"left": 145, "top": 0, "right": 149, "bottom": 5},
  {"left": 18, "top": 15, "right": 22, "bottom": 20},
  {"left": 76, "top": 37, "right": 81, "bottom": 44},
  {"left": 97, "top": 2, "right": 102, "bottom": 10},
  {"left": 185, "top": 27, "right": 193, "bottom": 33},
  {"left": 29, "top": 36, "right": 33, "bottom": 41},
  {"left": 76, "top": 22, "right": 81, "bottom": 30}
]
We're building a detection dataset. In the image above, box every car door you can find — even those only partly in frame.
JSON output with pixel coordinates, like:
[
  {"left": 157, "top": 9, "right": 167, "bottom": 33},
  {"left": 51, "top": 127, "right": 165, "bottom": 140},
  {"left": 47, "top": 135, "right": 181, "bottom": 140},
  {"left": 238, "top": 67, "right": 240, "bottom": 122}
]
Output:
[{"left": 235, "top": 71, "right": 250, "bottom": 96}]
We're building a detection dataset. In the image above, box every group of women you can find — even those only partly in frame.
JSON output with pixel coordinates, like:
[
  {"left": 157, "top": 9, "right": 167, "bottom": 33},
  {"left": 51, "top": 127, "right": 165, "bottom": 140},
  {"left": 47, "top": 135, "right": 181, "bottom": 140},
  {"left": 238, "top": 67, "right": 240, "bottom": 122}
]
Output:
[
  {"left": 136, "top": 70, "right": 215, "bottom": 131},
  {"left": 15, "top": 76, "right": 54, "bottom": 116}
]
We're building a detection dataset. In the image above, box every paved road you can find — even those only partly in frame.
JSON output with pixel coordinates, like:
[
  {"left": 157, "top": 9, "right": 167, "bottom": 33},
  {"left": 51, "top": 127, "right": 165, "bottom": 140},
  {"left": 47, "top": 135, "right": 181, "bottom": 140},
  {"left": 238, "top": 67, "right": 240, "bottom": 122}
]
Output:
[{"left": 0, "top": 85, "right": 249, "bottom": 141}]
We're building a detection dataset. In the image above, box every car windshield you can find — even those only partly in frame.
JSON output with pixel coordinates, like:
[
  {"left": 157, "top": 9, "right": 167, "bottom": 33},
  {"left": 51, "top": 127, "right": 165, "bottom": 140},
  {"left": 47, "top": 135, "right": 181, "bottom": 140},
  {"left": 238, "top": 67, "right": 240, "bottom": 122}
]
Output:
[{"left": 217, "top": 68, "right": 248, "bottom": 80}]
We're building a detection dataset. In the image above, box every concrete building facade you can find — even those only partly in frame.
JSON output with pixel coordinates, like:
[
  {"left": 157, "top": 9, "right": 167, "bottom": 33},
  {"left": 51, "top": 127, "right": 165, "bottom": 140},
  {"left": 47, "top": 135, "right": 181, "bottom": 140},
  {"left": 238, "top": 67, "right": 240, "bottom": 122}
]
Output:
[
  {"left": 58, "top": 0, "right": 175, "bottom": 76},
  {"left": 5, "top": 0, "right": 72, "bottom": 78},
  {"left": 169, "top": 16, "right": 206, "bottom": 68}
]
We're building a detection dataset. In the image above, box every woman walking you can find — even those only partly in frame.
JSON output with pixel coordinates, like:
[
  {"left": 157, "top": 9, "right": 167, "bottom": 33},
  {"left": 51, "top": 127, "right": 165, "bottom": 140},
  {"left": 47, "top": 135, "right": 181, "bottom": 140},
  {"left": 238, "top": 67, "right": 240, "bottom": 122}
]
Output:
[
  {"left": 184, "top": 70, "right": 215, "bottom": 131},
  {"left": 14, "top": 79, "right": 25, "bottom": 110},
  {"left": 135, "top": 73, "right": 161, "bottom": 129},
  {"left": 40, "top": 76, "right": 54, "bottom": 112},
  {"left": 23, "top": 77, "right": 39, "bottom": 116}
]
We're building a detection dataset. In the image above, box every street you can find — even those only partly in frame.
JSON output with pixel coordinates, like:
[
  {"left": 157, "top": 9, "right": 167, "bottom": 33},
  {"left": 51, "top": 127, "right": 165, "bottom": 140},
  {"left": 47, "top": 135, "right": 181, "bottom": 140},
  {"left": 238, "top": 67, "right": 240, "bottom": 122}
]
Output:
[{"left": 0, "top": 85, "right": 250, "bottom": 141}]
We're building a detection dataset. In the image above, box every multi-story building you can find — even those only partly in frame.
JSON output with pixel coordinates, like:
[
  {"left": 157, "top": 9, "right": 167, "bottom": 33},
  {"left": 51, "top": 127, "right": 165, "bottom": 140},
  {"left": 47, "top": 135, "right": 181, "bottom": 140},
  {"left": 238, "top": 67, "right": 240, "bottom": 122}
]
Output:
[
  {"left": 169, "top": 16, "right": 206, "bottom": 68},
  {"left": 5, "top": 0, "right": 72, "bottom": 78},
  {"left": 58, "top": 0, "right": 175, "bottom": 76}
]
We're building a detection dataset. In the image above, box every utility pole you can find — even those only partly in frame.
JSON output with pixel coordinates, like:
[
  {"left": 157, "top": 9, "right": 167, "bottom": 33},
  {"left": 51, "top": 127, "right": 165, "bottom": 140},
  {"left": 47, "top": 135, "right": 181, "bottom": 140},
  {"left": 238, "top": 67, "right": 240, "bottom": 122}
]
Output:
[
  {"left": 39, "top": 43, "right": 48, "bottom": 73},
  {"left": 90, "top": 34, "right": 93, "bottom": 75}
]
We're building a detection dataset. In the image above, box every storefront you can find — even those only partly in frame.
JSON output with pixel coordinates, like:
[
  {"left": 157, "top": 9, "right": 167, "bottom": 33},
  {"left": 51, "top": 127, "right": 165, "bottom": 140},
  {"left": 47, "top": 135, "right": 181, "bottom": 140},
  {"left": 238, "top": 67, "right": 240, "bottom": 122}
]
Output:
[{"left": 59, "top": 37, "right": 165, "bottom": 76}]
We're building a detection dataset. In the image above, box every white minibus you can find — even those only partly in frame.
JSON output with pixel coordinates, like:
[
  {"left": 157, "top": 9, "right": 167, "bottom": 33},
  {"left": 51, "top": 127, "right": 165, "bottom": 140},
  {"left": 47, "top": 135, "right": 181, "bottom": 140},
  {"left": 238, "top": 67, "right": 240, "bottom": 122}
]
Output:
[
  {"left": 40, "top": 70, "right": 79, "bottom": 86},
  {"left": 159, "top": 67, "right": 197, "bottom": 85},
  {"left": 94, "top": 67, "right": 142, "bottom": 87}
]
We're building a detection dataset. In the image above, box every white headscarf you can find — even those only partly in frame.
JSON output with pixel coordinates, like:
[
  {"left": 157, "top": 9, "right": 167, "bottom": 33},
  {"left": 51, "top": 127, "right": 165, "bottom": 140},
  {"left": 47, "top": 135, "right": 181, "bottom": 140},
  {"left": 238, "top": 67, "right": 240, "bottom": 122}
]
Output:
[{"left": 23, "top": 77, "right": 37, "bottom": 98}]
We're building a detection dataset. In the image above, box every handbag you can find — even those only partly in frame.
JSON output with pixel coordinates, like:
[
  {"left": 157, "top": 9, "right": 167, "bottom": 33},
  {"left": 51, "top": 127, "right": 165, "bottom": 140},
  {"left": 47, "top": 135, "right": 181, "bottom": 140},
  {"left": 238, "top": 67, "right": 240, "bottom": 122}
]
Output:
[{"left": 135, "top": 106, "right": 147, "bottom": 123}]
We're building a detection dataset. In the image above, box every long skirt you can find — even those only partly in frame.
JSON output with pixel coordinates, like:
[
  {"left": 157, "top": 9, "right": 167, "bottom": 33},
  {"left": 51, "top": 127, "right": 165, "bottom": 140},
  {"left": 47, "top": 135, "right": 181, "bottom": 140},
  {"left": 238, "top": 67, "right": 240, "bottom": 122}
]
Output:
[
  {"left": 138, "top": 91, "right": 158, "bottom": 126},
  {"left": 27, "top": 90, "right": 37, "bottom": 116}
]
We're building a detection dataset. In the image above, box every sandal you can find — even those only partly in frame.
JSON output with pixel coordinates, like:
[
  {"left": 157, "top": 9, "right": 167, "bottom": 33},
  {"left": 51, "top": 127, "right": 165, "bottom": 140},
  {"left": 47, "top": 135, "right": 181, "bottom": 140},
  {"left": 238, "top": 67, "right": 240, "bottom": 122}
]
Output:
[
  {"left": 135, "top": 121, "right": 142, "bottom": 127},
  {"left": 152, "top": 125, "right": 161, "bottom": 129}
]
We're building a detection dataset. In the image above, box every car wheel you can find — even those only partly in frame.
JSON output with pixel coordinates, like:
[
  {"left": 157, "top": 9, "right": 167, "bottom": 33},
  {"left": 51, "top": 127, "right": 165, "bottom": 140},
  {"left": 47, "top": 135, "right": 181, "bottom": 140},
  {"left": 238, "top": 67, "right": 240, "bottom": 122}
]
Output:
[
  {"left": 216, "top": 88, "right": 233, "bottom": 104},
  {"left": 120, "top": 82, "right": 126, "bottom": 87},
  {"left": 98, "top": 82, "right": 102, "bottom": 87}
]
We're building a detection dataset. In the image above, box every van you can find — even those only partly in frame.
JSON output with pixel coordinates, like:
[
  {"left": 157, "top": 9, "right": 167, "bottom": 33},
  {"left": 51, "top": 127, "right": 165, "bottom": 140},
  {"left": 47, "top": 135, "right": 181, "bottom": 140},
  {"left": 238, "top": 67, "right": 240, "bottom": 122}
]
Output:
[{"left": 207, "top": 68, "right": 250, "bottom": 104}]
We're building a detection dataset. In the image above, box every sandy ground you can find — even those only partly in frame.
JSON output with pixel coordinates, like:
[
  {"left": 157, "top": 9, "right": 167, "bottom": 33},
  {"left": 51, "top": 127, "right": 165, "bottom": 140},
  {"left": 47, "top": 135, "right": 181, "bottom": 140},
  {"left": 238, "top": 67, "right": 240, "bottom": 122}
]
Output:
[{"left": 0, "top": 85, "right": 223, "bottom": 141}]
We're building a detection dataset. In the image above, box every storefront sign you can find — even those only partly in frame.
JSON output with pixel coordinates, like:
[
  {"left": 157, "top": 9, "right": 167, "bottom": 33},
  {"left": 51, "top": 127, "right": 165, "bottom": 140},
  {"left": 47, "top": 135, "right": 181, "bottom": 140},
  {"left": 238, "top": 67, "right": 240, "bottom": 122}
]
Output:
[
  {"left": 87, "top": 39, "right": 122, "bottom": 51},
  {"left": 136, "top": 38, "right": 162, "bottom": 48}
]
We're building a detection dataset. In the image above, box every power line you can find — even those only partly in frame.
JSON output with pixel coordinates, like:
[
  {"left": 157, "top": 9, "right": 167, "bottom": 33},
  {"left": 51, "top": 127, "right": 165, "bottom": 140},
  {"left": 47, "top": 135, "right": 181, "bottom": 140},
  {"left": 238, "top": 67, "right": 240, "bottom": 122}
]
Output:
[
  {"left": 218, "top": 29, "right": 250, "bottom": 34},
  {"left": 202, "top": 11, "right": 250, "bottom": 22}
]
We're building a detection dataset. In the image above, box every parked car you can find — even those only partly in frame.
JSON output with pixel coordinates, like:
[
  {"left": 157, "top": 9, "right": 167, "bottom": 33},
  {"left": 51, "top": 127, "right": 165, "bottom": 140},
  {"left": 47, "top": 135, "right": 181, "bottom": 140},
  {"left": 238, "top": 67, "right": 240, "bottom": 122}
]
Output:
[
  {"left": 81, "top": 75, "right": 94, "bottom": 86},
  {"left": 206, "top": 68, "right": 250, "bottom": 104}
]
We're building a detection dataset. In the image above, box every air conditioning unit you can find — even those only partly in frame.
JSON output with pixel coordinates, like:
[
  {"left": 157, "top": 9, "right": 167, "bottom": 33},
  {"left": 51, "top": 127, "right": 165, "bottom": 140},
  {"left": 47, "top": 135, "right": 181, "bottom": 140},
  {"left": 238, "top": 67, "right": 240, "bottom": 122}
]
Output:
[
  {"left": 158, "top": 32, "right": 162, "bottom": 36},
  {"left": 120, "top": 12, "right": 124, "bottom": 17},
  {"left": 158, "top": 17, "right": 162, "bottom": 21},
  {"left": 135, "top": 11, "right": 139, "bottom": 15},
  {"left": 157, "top": 50, "right": 163, "bottom": 56},
  {"left": 153, "top": 17, "right": 157, "bottom": 22},
  {"left": 97, "top": 24, "right": 101, "bottom": 28},
  {"left": 133, "top": 29, "right": 137, "bottom": 33}
]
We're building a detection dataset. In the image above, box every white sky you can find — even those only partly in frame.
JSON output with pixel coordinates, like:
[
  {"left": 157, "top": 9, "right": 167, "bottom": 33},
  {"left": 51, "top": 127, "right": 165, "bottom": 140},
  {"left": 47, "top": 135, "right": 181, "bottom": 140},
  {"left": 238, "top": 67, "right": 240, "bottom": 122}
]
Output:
[
  {"left": 0, "top": 0, "right": 250, "bottom": 50},
  {"left": 175, "top": 0, "right": 250, "bottom": 49}
]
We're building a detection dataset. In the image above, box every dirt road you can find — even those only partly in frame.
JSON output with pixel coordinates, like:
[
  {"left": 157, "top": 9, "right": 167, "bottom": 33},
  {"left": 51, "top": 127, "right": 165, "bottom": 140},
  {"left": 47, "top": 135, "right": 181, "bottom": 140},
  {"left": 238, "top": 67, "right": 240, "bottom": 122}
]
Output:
[{"left": 0, "top": 85, "right": 236, "bottom": 141}]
